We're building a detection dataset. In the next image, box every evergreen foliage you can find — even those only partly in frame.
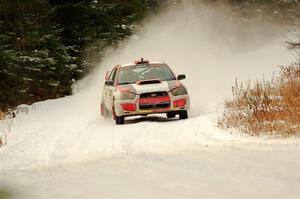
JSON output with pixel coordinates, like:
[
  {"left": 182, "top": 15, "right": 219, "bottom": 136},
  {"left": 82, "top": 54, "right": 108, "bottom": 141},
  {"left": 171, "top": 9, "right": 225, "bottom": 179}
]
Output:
[
  {"left": 0, "top": 0, "right": 161, "bottom": 111},
  {"left": 0, "top": 0, "right": 298, "bottom": 111}
]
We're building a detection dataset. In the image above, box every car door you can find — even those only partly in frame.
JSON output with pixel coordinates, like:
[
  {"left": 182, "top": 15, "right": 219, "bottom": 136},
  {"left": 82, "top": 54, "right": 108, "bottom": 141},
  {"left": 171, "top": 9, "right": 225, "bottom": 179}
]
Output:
[{"left": 104, "top": 67, "right": 117, "bottom": 109}]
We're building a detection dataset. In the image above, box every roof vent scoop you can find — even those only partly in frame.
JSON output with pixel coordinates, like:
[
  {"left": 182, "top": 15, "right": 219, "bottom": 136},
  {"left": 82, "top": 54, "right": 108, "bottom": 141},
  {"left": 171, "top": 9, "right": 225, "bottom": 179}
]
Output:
[{"left": 137, "top": 79, "right": 161, "bottom": 85}]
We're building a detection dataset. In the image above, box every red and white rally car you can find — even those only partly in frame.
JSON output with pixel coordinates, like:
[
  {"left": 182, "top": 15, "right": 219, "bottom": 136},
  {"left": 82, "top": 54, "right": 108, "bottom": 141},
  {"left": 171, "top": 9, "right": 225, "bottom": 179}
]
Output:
[{"left": 101, "top": 59, "right": 190, "bottom": 124}]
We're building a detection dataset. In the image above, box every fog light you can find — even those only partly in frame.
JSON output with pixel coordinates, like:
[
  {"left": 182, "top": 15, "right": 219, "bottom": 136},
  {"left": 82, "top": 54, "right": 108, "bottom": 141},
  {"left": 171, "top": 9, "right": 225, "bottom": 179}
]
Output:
[
  {"left": 121, "top": 103, "right": 137, "bottom": 111},
  {"left": 173, "top": 99, "right": 186, "bottom": 108}
]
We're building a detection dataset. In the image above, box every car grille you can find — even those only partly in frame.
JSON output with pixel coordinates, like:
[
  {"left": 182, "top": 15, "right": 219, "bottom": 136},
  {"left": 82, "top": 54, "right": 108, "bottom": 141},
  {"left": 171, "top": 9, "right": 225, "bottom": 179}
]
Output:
[
  {"left": 139, "top": 92, "right": 170, "bottom": 110},
  {"left": 140, "top": 91, "right": 168, "bottom": 98}
]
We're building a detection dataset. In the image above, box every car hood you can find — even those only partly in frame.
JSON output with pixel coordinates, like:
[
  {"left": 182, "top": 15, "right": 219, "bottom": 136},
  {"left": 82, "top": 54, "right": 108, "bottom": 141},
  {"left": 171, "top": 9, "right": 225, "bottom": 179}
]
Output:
[{"left": 118, "top": 80, "right": 179, "bottom": 94}]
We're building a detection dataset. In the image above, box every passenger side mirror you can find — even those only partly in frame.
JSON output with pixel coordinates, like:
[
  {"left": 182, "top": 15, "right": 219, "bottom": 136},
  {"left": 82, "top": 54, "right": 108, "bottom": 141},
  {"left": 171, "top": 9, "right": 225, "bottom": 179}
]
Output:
[
  {"left": 177, "top": 74, "right": 186, "bottom": 80},
  {"left": 105, "top": 71, "right": 110, "bottom": 80},
  {"left": 105, "top": 80, "right": 114, "bottom": 86}
]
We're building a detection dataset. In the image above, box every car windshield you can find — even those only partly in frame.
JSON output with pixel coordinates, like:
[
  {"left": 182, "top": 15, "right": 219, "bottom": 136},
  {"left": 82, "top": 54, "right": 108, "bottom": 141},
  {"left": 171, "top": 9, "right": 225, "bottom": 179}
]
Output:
[{"left": 117, "top": 64, "right": 176, "bottom": 85}]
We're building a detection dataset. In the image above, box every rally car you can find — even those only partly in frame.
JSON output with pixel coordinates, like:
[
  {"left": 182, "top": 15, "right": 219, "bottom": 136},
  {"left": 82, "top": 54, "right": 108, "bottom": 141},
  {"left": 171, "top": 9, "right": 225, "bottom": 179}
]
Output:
[{"left": 101, "top": 59, "right": 190, "bottom": 125}]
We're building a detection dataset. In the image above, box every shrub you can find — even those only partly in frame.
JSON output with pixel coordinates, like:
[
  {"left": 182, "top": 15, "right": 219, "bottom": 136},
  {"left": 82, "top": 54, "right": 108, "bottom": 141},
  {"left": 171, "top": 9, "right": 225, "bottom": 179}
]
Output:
[{"left": 218, "top": 63, "right": 300, "bottom": 136}]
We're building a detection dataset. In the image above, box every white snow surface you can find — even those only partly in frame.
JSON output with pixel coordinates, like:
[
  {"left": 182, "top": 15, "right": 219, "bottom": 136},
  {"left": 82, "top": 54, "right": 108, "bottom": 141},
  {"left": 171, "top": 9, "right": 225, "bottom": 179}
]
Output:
[
  {"left": 0, "top": 97, "right": 239, "bottom": 169},
  {"left": 0, "top": 94, "right": 298, "bottom": 171},
  {"left": 1, "top": 3, "right": 300, "bottom": 198},
  {"left": 1, "top": 144, "right": 300, "bottom": 199}
]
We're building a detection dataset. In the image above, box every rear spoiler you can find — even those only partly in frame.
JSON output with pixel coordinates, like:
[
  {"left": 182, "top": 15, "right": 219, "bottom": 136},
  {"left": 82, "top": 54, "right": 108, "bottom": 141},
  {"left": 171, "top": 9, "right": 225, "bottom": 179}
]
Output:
[{"left": 104, "top": 71, "right": 110, "bottom": 80}]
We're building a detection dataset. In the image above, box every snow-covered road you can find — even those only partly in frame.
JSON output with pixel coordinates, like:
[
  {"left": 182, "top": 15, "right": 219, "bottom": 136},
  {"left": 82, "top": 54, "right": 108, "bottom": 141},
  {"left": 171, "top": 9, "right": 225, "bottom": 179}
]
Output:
[
  {"left": 1, "top": 143, "right": 299, "bottom": 199},
  {"left": 0, "top": 98, "right": 299, "bottom": 198},
  {"left": 1, "top": 2, "right": 300, "bottom": 198}
]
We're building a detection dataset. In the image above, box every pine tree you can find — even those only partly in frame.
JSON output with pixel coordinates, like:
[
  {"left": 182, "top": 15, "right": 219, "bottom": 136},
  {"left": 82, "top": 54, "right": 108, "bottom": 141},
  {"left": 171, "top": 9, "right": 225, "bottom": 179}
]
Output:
[
  {"left": 0, "top": 0, "right": 75, "bottom": 110},
  {"left": 0, "top": 0, "right": 163, "bottom": 111}
]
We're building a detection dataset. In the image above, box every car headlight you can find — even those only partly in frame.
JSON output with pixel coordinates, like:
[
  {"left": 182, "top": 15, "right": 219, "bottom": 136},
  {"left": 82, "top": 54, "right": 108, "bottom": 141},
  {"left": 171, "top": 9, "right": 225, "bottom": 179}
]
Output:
[
  {"left": 171, "top": 86, "right": 187, "bottom": 96},
  {"left": 121, "top": 92, "right": 136, "bottom": 100}
]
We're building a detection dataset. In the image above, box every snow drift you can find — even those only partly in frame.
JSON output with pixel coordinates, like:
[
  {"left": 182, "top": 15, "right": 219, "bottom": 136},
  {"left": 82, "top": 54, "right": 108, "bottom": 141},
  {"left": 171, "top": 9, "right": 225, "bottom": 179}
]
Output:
[{"left": 0, "top": 2, "right": 296, "bottom": 170}]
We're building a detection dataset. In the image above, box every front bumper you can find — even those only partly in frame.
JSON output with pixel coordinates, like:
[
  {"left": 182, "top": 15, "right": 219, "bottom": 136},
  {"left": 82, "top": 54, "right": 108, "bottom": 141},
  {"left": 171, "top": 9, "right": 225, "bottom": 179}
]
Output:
[{"left": 114, "top": 93, "right": 190, "bottom": 117}]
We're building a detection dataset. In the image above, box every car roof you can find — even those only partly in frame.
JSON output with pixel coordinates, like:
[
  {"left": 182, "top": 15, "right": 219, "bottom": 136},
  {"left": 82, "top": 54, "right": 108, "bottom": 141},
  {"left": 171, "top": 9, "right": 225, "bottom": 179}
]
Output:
[{"left": 120, "top": 61, "right": 165, "bottom": 68}]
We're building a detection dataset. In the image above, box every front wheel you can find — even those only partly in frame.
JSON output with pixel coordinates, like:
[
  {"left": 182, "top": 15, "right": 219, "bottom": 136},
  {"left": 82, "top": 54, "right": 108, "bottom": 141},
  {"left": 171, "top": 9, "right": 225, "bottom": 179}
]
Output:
[
  {"left": 113, "top": 99, "right": 125, "bottom": 125},
  {"left": 115, "top": 115, "right": 125, "bottom": 125},
  {"left": 179, "top": 110, "right": 188, "bottom": 119}
]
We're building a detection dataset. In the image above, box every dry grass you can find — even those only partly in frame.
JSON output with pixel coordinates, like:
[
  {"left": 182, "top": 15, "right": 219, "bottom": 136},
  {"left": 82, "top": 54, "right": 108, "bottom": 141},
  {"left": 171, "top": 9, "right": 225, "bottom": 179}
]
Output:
[
  {"left": 0, "top": 106, "right": 29, "bottom": 147},
  {"left": 0, "top": 111, "right": 5, "bottom": 120},
  {"left": 0, "top": 111, "right": 5, "bottom": 147},
  {"left": 218, "top": 63, "right": 300, "bottom": 136},
  {"left": 0, "top": 110, "right": 6, "bottom": 148}
]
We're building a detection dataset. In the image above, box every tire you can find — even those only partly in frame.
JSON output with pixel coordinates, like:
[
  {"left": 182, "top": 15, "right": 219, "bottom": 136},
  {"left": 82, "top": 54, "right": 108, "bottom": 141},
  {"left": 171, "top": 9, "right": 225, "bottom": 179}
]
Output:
[
  {"left": 113, "top": 99, "right": 125, "bottom": 125},
  {"left": 166, "top": 112, "right": 176, "bottom": 118},
  {"left": 179, "top": 110, "right": 188, "bottom": 119},
  {"left": 116, "top": 116, "right": 125, "bottom": 125}
]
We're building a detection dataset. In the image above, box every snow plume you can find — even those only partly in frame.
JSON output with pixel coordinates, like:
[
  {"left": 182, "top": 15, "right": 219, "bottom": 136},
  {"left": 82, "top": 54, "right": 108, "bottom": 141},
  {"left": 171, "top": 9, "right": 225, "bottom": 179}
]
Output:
[
  {"left": 0, "top": 2, "right": 295, "bottom": 170},
  {"left": 76, "top": 1, "right": 293, "bottom": 114}
]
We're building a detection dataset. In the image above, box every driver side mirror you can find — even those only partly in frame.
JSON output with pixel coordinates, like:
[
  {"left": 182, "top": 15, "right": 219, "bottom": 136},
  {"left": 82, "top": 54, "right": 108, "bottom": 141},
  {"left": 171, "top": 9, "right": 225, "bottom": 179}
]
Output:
[
  {"left": 105, "top": 80, "right": 114, "bottom": 86},
  {"left": 177, "top": 74, "right": 186, "bottom": 80}
]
